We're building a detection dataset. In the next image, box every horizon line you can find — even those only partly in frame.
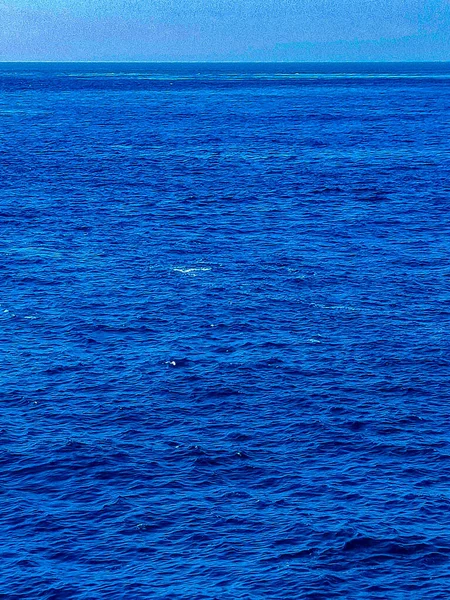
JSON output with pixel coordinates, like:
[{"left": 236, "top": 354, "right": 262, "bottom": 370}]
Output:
[{"left": 1, "top": 60, "right": 449, "bottom": 64}]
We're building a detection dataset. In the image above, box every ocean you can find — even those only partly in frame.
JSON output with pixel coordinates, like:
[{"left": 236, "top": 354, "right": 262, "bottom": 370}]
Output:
[{"left": 1, "top": 62, "right": 450, "bottom": 598}]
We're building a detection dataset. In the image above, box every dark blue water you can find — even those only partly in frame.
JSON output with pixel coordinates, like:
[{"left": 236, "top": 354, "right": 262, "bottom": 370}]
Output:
[{"left": 1, "top": 62, "right": 450, "bottom": 598}]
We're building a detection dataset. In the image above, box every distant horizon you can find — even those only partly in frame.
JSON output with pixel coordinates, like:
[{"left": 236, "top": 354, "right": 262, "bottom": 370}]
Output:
[{"left": 1, "top": 60, "right": 450, "bottom": 64}]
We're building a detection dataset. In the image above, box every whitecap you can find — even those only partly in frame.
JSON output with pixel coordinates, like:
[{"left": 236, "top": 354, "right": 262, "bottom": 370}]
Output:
[
  {"left": 311, "top": 302, "right": 356, "bottom": 311},
  {"left": 173, "top": 267, "right": 211, "bottom": 274}
]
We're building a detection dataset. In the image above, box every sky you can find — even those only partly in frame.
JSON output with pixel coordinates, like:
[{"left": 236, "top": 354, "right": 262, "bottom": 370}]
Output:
[{"left": 1, "top": 0, "right": 449, "bottom": 62}]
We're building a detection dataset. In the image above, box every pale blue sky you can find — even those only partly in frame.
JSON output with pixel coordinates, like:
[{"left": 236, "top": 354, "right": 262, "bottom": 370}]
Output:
[{"left": 1, "top": 0, "right": 449, "bottom": 61}]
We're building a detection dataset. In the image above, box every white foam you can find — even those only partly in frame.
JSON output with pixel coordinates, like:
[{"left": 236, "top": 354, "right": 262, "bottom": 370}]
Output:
[
  {"left": 311, "top": 302, "right": 356, "bottom": 311},
  {"left": 173, "top": 267, "right": 211, "bottom": 274}
]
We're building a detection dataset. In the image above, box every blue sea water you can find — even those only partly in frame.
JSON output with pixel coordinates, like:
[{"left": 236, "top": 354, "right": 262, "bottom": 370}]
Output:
[{"left": 1, "top": 62, "right": 450, "bottom": 598}]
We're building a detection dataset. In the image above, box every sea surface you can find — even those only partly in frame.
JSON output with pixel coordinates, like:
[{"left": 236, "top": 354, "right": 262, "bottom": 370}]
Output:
[{"left": 1, "top": 62, "right": 450, "bottom": 599}]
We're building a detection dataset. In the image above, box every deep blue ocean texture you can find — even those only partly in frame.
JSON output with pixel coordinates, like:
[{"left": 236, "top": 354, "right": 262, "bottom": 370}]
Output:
[{"left": 1, "top": 62, "right": 450, "bottom": 599}]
